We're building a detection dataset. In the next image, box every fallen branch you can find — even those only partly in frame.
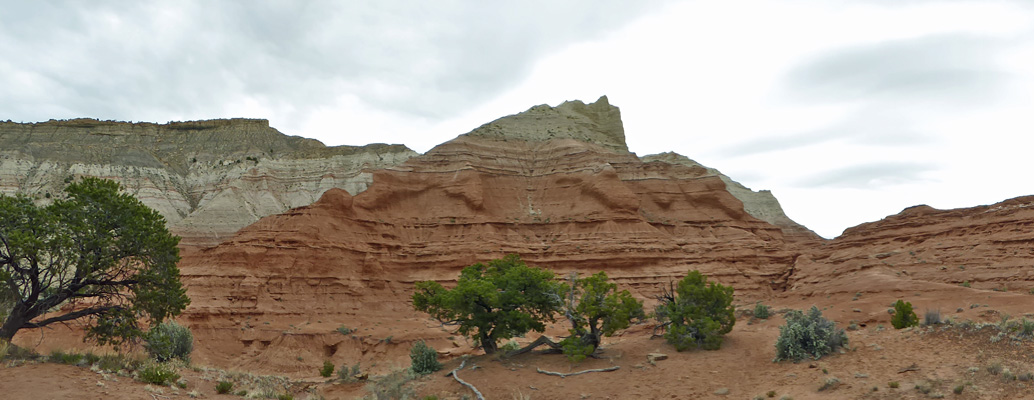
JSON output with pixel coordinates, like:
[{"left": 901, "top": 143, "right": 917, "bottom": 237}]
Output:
[
  {"left": 450, "top": 359, "right": 485, "bottom": 400},
  {"left": 535, "top": 366, "right": 620, "bottom": 378},
  {"left": 503, "top": 335, "right": 563, "bottom": 358}
]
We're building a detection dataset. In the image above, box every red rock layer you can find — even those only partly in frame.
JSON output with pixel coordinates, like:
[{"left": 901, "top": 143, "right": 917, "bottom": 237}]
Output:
[
  {"left": 789, "top": 196, "right": 1034, "bottom": 295},
  {"left": 178, "top": 134, "right": 802, "bottom": 373}
]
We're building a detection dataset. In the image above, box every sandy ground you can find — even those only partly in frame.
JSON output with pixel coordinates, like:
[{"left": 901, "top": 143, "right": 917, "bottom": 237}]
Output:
[{"left": 4, "top": 286, "right": 1034, "bottom": 400}]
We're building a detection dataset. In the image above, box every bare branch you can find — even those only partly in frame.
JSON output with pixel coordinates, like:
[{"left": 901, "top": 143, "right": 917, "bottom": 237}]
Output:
[{"left": 22, "top": 305, "right": 119, "bottom": 329}]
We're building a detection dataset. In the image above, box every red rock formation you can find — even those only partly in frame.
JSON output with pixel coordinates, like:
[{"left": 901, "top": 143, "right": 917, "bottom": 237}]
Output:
[
  {"left": 789, "top": 196, "right": 1034, "bottom": 296},
  {"left": 178, "top": 98, "right": 806, "bottom": 373}
]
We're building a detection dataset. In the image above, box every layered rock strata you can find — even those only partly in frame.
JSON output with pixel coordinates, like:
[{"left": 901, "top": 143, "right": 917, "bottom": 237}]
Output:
[
  {"left": 177, "top": 97, "right": 807, "bottom": 373},
  {"left": 0, "top": 118, "right": 417, "bottom": 248},
  {"left": 790, "top": 196, "right": 1034, "bottom": 295}
]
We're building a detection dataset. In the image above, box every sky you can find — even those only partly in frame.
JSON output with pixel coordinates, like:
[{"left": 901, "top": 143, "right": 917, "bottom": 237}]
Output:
[{"left": 2, "top": 0, "right": 1033, "bottom": 238}]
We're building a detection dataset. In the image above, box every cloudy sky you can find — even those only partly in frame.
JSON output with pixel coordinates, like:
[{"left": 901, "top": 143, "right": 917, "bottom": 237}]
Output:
[{"left": 3, "top": 1, "right": 1033, "bottom": 238}]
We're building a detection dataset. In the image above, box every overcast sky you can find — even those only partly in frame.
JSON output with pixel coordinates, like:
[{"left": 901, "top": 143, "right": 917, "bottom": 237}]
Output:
[{"left": 3, "top": 1, "right": 1033, "bottom": 238}]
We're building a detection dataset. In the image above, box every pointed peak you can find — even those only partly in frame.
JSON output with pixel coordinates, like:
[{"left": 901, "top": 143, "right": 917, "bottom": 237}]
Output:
[{"left": 465, "top": 96, "right": 627, "bottom": 152}]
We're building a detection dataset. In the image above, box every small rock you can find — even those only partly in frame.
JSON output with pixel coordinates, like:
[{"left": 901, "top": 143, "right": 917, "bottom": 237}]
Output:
[
  {"left": 632, "top": 364, "right": 645, "bottom": 369},
  {"left": 853, "top": 308, "right": 862, "bottom": 313},
  {"left": 714, "top": 388, "right": 729, "bottom": 395},
  {"left": 647, "top": 353, "right": 668, "bottom": 364}
]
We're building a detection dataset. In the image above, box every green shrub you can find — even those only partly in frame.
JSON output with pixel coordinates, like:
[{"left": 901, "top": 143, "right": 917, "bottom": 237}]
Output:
[
  {"left": 336, "top": 325, "right": 355, "bottom": 335},
  {"left": 138, "top": 362, "right": 181, "bottom": 385},
  {"left": 888, "top": 381, "right": 900, "bottom": 389},
  {"left": 144, "top": 321, "right": 193, "bottom": 362},
  {"left": 654, "top": 270, "right": 735, "bottom": 351},
  {"left": 500, "top": 340, "right": 520, "bottom": 353},
  {"left": 49, "top": 350, "right": 83, "bottom": 365},
  {"left": 276, "top": 394, "right": 293, "bottom": 400},
  {"left": 320, "top": 360, "right": 335, "bottom": 377},
  {"left": 83, "top": 352, "right": 100, "bottom": 365},
  {"left": 773, "top": 306, "right": 847, "bottom": 362},
  {"left": 890, "top": 300, "right": 918, "bottom": 329},
  {"left": 1018, "top": 318, "right": 1034, "bottom": 339},
  {"left": 338, "top": 362, "right": 362, "bottom": 382},
  {"left": 754, "top": 302, "right": 771, "bottom": 319},
  {"left": 366, "top": 369, "right": 415, "bottom": 400},
  {"left": 215, "top": 381, "right": 234, "bottom": 394},
  {"left": 409, "top": 340, "right": 442, "bottom": 375}
]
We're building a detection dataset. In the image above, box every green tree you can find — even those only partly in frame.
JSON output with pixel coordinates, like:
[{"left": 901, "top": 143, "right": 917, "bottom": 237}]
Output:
[
  {"left": 0, "top": 177, "right": 189, "bottom": 345},
  {"left": 891, "top": 300, "right": 919, "bottom": 329},
  {"left": 412, "top": 254, "right": 560, "bottom": 354},
  {"left": 654, "top": 270, "right": 735, "bottom": 351},
  {"left": 558, "top": 271, "right": 644, "bottom": 361}
]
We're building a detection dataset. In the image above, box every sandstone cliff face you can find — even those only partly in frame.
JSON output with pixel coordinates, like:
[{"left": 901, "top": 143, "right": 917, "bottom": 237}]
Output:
[
  {"left": 641, "top": 152, "right": 820, "bottom": 242},
  {"left": 177, "top": 97, "right": 808, "bottom": 373},
  {"left": 0, "top": 118, "right": 417, "bottom": 247},
  {"left": 788, "top": 196, "right": 1034, "bottom": 296}
]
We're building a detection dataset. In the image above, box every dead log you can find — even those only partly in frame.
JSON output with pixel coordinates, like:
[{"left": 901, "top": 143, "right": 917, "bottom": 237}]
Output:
[{"left": 535, "top": 366, "right": 620, "bottom": 378}]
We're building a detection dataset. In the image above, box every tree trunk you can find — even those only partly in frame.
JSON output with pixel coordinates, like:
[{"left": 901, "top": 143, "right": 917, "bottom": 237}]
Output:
[
  {"left": 480, "top": 334, "right": 498, "bottom": 354},
  {"left": 0, "top": 304, "right": 28, "bottom": 341}
]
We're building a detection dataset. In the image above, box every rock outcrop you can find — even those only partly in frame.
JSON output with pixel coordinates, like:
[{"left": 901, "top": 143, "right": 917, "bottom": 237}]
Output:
[
  {"left": 176, "top": 97, "right": 809, "bottom": 373},
  {"left": 641, "top": 152, "right": 819, "bottom": 242},
  {"left": 789, "top": 196, "right": 1034, "bottom": 295},
  {"left": 0, "top": 118, "right": 417, "bottom": 248}
]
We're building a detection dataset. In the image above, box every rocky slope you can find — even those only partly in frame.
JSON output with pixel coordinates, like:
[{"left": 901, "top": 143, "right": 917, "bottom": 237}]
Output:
[
  {"left": 174, "top": 97, "right": 817, "bottom": 373},
  {"left": 0, "top": 118, "right": 417, "bottom": 248},
  {"left": 789, "top": 195, "right": 1034, "bottom": 296}
]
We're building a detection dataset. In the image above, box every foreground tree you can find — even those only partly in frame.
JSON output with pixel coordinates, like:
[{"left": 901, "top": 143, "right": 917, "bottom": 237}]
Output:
[
  {"left": 412, "top": 254, "right": 560, "bottom": 354},
  {"left": 653, "top": 270, "right": 735, "bottom": 351},
  {"left": 0, "top": 177, "right": 189, "bottom": 345},
  {"left": 558, "top": 271, "right": 644, "bottom": 361}
]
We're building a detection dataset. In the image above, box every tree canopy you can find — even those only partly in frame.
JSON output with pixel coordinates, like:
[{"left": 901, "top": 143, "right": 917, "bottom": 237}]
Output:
[
  {"left": 0, "top": 177, "right": 189, "bottom": 345},
  {"left": 559, "top": 271, "right": 644, "bottom": 361},
  {"left": 654, "top": 270, "right": 735, "bottom": 351},
  {"left": 412, "top": 254, "right": 561, "bottom": 354}
]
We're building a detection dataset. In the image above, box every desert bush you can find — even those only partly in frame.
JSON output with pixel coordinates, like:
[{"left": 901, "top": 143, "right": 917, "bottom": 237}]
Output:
[
  {"left": 0, "top": 339, "right": 8, "bottom": 362},
  {"left": 319, "top": 360, "right": 334, "bottom": 377},
  {"left": 1018, "top": 318, "right": 1034, "bottom": 339},
  {"left": 409, "top": 340, "right": 441, "bottom": 375},
  {"left": 49, "top": 349, "right": 83, "bottom": 365},
  {"left": 336, "top": 325, "right": 355, "bottom": 335},
  {"left": 773, "top": 306, "right": 848, "bottom": 362},
  {"left": 500, "top": 340, "right": 520, "bottom": 353},
  {"left": 818, "top": 377, "right": 840, "bottom": 391},
  {"left": 138, "top": 362, "right": 181, "bottom": 385},
  {"left": 654, "top": 270, "right": 735, "bottom": 351},
  {"left": 754, "top": 302, "right": 771, "bottom": 319},
  {"left": 366, "top": 369, "right": 415, "bottom": 400},
  {"left": 216, "top": 380, "right": 234, "bottom": 394},
  {"left": 338, "top": 362, "right": 362, "bottom": 382},
  {"left": 97, "top": 353, "right": 144, "bottom": 372},
  {"left": 890, "top": 300, "right": 918, "bottom": 329},
  {"left": 888, "top": 381, "right": 900, "bottom": 388},
  {"left": 923, "top": 309, "right": 941, "bottom": 325},
  {"left": 144, "top": 321, "right": 193, "bottom": 362}
]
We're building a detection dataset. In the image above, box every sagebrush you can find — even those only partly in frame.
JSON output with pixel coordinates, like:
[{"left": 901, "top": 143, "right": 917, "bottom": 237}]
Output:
[
  {"left": 144, "top": 320, "right": 193, "bottom": 362},
  {"left": 773, "top": 306, "right": 847, "bottom": 362}
]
